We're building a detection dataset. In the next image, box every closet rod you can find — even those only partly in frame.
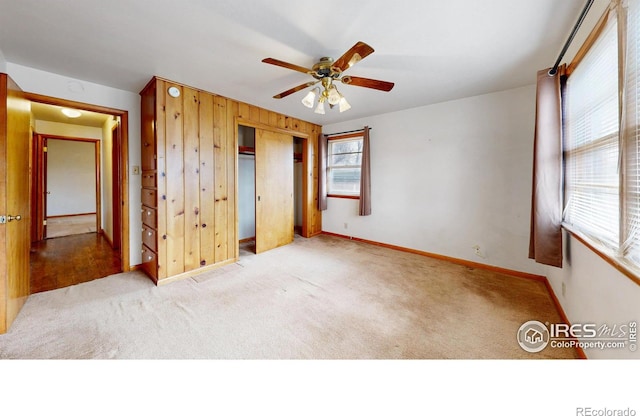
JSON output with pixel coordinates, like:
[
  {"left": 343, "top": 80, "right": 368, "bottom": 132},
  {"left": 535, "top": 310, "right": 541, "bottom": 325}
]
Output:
[
  {"left": 548, "top": 0, "right": 595, "bottom": 76},
  {"left": 325, "top": 127, "right": 371, "bottom": 137}
]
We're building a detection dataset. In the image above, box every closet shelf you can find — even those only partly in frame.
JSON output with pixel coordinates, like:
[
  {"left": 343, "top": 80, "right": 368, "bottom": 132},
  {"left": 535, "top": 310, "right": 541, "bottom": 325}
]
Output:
[
  {"left": 238, "top": 146, "right": 255, "bottom": 155},
  {"left": 239, "top": 146, "right": 301, "bottom": 161}
]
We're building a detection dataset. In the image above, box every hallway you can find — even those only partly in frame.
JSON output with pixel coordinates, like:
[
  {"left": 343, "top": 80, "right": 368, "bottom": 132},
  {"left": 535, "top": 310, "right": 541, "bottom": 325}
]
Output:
[{"left": 30, "top": 233, "right": 121, "bottom": 293}]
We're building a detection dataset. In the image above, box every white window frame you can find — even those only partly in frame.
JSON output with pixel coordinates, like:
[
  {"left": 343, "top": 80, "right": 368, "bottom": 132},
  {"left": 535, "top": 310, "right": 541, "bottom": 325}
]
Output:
[
  {"left": 563, "top": 13, "right": 620, "bottom": 250},
  {"left": 327, "top": 135, "right": 363, "bottom": 197}
]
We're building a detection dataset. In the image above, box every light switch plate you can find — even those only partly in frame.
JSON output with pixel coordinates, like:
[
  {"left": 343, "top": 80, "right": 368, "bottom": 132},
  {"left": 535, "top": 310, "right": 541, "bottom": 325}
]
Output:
[{"left": 132, "top": 165, "right": 140, "bottom": 175}]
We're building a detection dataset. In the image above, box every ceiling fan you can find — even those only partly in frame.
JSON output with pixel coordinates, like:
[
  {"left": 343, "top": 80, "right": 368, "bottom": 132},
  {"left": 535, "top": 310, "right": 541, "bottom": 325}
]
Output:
[{"left": 262, "top": 41, "right": 394, "bottom": 114}]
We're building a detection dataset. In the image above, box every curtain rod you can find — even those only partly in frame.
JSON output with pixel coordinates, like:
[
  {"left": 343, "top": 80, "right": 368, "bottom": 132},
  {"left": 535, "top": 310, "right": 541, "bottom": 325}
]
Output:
[
  {"left": 325, "top": 127, "right": 371, "bottom": 137},
  {"left": 549, "top": 0, "right": 595, "bottom": 76}
]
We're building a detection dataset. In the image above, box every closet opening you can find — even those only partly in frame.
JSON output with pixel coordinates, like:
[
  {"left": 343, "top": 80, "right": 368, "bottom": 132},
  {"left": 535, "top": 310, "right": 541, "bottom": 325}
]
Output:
[
  {"left": 238, "top": 125, "right": 256, "bottom": 255},
  {"left": 237, "top": 124, "right": 308, "bottom": 257},
  {"left": 293, "top": 137, "right": 304, "bottom": 237}
]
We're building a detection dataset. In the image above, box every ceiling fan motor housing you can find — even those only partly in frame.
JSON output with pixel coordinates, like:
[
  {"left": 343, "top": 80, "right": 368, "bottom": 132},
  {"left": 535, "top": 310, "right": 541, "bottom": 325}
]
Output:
[{"left": 312, "top": 57, "right": 341, "bottom": 79}]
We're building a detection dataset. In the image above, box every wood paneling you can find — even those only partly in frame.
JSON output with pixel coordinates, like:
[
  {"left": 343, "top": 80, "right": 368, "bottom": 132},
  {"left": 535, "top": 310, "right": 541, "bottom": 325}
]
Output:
[
  {"left": 139, "top": 76, "right": 321, "bottom": 284},
  {"left": 213, "top": 96, "right": 228, "bottom": 263},
  {"left": 164, "top": 83, "right": 185, "bottom": 277},
  {"left": 183, "top": 87, "right": 200, "bottom": 272},
  {"left": 155, "top": 80, "right": 168, "bottom": 280},
  {"left": 198, "top": 92, "right": 216, "bottom": 267}
]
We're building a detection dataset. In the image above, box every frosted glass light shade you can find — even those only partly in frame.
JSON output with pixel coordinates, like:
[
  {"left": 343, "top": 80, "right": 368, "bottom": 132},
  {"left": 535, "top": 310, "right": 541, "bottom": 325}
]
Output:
[
  {"left": 314, "top": 100, "right": 325, "bottom": 114},
  {"left": 339, "top": 97, "right": 351, "bottom": 112},
  {"left": 327, "top": 87, "right": 341, "bottom": 105},
  {"left": 301, "top": 90, "right": 316, "bottom": 108}
]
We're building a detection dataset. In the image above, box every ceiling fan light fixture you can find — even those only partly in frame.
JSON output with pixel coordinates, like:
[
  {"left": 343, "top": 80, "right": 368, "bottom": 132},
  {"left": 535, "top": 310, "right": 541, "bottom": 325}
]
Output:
[
  {"left": 263, "top": 41, "right": 393, "bottom": 115},
  {"left": 301, "top": 88, "right": 317, "bottom": 108},
  {"left": 327, "top": 86, "right": 341, "bottom": 106},
  {"left": 339, "top": 96, "right": 351, "bottom": 113},
  {"left": 314, "top": 99, "right": 326, "bottom": 115}
]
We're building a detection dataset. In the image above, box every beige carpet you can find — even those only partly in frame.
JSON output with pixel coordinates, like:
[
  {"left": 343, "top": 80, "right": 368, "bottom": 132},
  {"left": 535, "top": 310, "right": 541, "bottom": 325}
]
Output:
[{"left": 0, "top": 235, "right": 577, "bottom": 359}]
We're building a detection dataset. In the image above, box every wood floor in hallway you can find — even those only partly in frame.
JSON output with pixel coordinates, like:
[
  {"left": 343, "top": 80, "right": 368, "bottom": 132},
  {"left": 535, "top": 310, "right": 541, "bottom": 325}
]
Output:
[{"left": 30, "top": 232, "right": 121, "bottom": 294}]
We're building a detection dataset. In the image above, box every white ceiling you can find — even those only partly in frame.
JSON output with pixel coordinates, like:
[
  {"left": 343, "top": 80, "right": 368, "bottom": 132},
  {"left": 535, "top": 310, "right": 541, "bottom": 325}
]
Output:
[
  {"left": 31, "top": 102, "right": 113, "bottom": 128},
  {"left": 0, "top": 0, "right": 599, "bottom": 125}
]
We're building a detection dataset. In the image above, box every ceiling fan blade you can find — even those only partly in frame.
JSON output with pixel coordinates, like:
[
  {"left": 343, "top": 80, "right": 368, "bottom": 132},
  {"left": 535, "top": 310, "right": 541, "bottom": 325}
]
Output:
[
  {"left": 341, "top": 76, "right": 394, "bottom": 92},
  {"left": 262, "top": 58, "right": 312, "bottom": 75},
  {"left": 273, "top": 82, "right": 317, "bottom": 99},
  {"left": 333, "top": 41, "right": 375, "bottom": 72}
]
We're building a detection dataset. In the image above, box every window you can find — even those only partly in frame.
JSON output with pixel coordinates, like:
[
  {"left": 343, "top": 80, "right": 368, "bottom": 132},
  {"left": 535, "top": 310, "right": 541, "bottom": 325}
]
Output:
[
  {"left": 327, "top": 136, "right": 363, "bottom": 196},
  {"left": 563, "top": 15, "right": 619, "bottom": 249},
  {"left": 622, "top": 0, "right": 640, "bottom": 264},
  {"left": 563, "top": 0, "right": 640, "bottom": 278}
]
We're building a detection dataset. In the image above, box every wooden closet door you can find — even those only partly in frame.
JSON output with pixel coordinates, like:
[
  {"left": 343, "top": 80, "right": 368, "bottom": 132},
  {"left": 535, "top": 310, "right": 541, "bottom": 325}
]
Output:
[{"left": 255, "top": 129, "right": 294, "bottom": 254}]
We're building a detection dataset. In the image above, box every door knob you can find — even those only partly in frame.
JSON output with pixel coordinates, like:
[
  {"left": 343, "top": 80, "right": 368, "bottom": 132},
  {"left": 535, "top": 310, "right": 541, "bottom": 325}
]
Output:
[{"left": 7, "top": 215, "right": 22, "bottom": 222}]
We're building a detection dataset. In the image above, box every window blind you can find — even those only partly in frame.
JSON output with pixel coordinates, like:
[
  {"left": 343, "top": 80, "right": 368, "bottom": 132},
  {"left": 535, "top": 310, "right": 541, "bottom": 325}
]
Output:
[
  {"left": 327, "top": 137, "right": 363, "bottom": 195},
  {"left": 564, "top": 16, "right": 620, "bottom": 248},
  {"left": 623, "top": 0, "right": 640, "bottom": 263}
]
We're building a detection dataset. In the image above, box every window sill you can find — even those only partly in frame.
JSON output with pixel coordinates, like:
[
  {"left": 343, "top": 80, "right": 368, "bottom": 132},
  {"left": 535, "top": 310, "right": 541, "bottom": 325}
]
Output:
[
  {"left": 561, "top": 223, "right": 640, "bottom": 287},
  {"left": 327, "top": 194, "right": 360, "bottom": 200}
]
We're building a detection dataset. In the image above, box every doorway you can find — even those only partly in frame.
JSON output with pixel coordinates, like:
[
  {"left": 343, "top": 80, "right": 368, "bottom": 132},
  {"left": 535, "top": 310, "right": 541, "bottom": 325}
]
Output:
[
  {"left": 237, "top": 124, "right": 308, "bottom": 255},
  {"left": 32, "top": 135, "right": 101, "bottom": 240},
  {"left": 26, "top": 94, "right": 130, "bottom": 293}
]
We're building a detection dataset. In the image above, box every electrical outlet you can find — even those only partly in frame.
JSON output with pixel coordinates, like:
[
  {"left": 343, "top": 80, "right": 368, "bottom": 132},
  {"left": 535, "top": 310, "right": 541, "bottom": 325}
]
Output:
[{"left": 472, "top": 245, "right": 483, "bottom": 258}]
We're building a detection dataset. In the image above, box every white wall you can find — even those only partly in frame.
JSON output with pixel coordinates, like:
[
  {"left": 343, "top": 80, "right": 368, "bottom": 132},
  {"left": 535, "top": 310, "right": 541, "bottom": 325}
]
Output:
[
  {"left": 46, "top": 139, "right": 96, "bottom": 216},
  {"left": 238, "top": 125, "right": 256, "bottom": 240},
  {"left": 34, "top": 120, "right": 102, "bottom": 218},
  {"left": 8, "top": 63, "right": 142, "bottom": 265},
  {"left": 323, "top": 85, "right": 543, "bottom": 276},
  {"left": 294, "top": 161, "right": 303, "bottom": 228},
  {"left": 546, "top": 232, "right": 639, "bottom": 358},
  {"left": 238, "top": 155, "right": 256, "bottom": 240},
  {"left": 0, "top": 48, "right": 6, "bottom": 73}
]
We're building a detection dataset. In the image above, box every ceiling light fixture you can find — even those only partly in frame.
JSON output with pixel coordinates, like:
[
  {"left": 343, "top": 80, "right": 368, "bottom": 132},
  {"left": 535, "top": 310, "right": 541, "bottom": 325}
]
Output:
[
  {"left": 301, "top": 76, "right": 351, "bottom": 114},
  {"left": 314, "top": 97, "right": 326, "bottom": 115},
  {"left": 338, "top": 96, "right": 351, "bottom": 112},
  {"left": 61, "top": 108, "right": 82, "bottom": 118},
  {"left": 301, "top": 88, "right": 318, "bottom": 108},
  {"left": 265, "top": 42, "right": 395, "bottom": 115}
]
